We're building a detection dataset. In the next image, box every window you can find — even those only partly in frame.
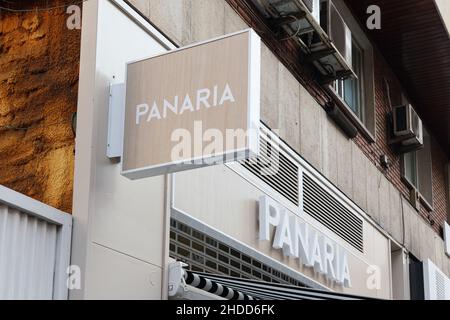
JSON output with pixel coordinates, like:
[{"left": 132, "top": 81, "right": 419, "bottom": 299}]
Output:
[
  {"left": 402, "top": 127, "right": 433, "bottom": 209},
  {"left": 333, "top": 37, "right": 364, "bottom": 120},
  {"left": 326, "top": 0, "right": 376, "bottom": 140},
  {"left": 403, "top": 151, "right": 417, "bottom": 187}
]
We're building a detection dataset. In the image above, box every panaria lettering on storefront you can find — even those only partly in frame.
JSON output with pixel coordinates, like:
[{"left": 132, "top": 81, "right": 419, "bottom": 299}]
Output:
[
  {"left": 135, "top": 84, "right": 236, "bottom": 124},
  {"left": 259, "top": 196, "right": 352, "bottom": 287}
]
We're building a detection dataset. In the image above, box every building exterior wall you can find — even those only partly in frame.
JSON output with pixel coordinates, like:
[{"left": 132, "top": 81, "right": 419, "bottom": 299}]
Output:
[
  {"left": 124, "top": 0, "right": 450, "bottom": 277},
  {"left": 70, "top": 0, "right": 176, "bottom": 299},
  {"left": 2, "top": 0, "right": 448, "bottom": 299},
  {"left": 231, "top": 0, "right": 450, "bottom": 235},
  {"left": 354, "top": 49, "right": 449, "bottom": 236},
  {"left": 129, "top": 0, "right": 450, "bottom": 235},
  {"left": 172, "top": 163, "right": 392, "bottom": 298},
  {"left": 1, "top": 0, "right": 442, "bottom": 246},
  {"left": 0, "top": 3, "right": 80, "bottom": 213}
]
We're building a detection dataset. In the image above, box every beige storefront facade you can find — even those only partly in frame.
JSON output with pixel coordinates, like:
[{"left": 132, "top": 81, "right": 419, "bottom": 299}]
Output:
[{"left": 68, "top": 0, "right": 450, "bottom": 300}]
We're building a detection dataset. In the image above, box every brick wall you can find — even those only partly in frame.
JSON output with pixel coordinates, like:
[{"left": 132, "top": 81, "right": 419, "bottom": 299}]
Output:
[
  {"left": 0, "top": 1, "right": 81, "bottom": 212},
  {"left": 354, "top": 51, "right": 449, "bottom": 235}
]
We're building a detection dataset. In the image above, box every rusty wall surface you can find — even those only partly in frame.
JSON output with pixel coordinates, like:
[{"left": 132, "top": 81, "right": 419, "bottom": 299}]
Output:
[{"left": 0, "top": 2, "right": 81, "bottom": 212}]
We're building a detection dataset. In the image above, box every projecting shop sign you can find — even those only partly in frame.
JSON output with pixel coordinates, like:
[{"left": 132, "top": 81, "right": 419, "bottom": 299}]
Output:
[{"left": 122, "top": 29, "right": 261, "bottom": 179}]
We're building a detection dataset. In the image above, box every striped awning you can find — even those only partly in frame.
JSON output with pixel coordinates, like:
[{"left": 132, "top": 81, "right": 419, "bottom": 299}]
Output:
[{"left": 182, "top": 270, "right": 371, "bottom": 300}]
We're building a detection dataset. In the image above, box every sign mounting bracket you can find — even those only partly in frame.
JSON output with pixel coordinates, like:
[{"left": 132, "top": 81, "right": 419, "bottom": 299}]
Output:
[{"left": 107, "top": 83, "right": 125, "bottom": 159}]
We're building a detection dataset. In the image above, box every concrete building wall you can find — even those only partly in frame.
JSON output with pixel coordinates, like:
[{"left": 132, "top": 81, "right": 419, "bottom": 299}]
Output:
[{"left": 126, "top": 0, "right": 450, "bottom": 277}]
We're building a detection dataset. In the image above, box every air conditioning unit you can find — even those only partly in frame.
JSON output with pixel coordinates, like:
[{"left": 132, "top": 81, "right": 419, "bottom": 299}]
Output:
[
  {"left": 303, "top": 0, "right": 321, "bottom": 24},
  {"left": 393, "top": 104, "right": 424, "bottom": 148},
  {"left": 320, "top": 0, "right": 352, "bottom": 66},
  {"left": 253, "top": 0, "right": 321, "bottom": 37}
]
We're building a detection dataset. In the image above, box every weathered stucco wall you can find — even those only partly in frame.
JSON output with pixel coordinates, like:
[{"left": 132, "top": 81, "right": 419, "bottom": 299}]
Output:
[
  {"left": 0, "top": 4, "right": 81, "bottom": 212},
  {"left": 128, "top": 0, "right": 450, "bottom": 277}
]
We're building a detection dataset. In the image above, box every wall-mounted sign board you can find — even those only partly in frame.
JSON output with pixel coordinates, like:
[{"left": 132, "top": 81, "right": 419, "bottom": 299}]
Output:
[{"left": 121, "top": 29, "right": 261, "bottom": 179}]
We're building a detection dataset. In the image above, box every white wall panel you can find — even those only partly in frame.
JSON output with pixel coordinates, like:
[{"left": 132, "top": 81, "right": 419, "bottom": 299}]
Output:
[{"left": 71, "top": 0, "right": 175, "bottom": 299}]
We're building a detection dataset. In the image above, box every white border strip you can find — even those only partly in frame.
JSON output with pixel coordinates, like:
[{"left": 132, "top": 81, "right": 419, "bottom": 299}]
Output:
[{"left": 0, "top": 185, "right": 71, "bottom": 226}]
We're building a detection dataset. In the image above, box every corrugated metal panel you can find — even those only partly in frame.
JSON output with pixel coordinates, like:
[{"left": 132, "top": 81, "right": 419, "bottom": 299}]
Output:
[
  {"left": 0, "top": 204, "right": 59, "bottom": 299},
  {"left": 0, "top": 186, "right": 72, "bottom": 300}
]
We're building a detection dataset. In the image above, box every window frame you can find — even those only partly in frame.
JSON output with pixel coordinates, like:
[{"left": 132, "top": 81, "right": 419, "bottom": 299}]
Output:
[
  {"left": 334, "top": 36, "right": 365, "bottom": 120},
  {"left": 401, "top": 128, "right": 434, "bottom": 212},
  {"left": 447, "top": 164, "right": 450, "bottom": 222},
  {"left": 402, "top": 151, "right": 418, "bottom": 187},
  {"left": 325, "top": 0, "right": 376, "bottom": 142}
]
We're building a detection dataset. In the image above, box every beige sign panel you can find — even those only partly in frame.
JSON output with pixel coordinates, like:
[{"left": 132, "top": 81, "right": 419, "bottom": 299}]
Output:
[{"left": 122, "top": 30, "right": 261, "bottom": 179}]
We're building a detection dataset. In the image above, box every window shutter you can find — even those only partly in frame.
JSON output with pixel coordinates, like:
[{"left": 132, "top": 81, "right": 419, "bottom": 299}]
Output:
[{"left": 423, "top": 259, "right": 450, "bottom": 300}]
